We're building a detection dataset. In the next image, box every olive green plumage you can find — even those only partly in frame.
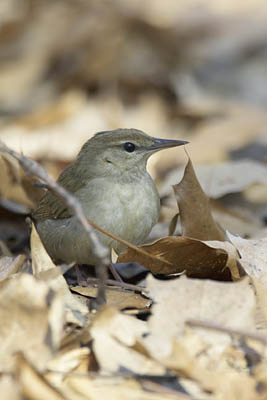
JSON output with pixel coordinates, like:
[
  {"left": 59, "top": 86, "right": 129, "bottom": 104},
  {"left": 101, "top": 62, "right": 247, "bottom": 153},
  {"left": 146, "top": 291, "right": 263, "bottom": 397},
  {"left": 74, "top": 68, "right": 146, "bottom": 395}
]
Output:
[{"left": 33, "top": 128, "right": 187, "bottom": 264}]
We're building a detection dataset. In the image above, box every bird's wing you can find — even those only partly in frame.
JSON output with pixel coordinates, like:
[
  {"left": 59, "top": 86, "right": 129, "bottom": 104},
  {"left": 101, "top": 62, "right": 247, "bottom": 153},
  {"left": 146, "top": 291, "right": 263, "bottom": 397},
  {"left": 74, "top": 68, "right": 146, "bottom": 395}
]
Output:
[{"left": 32, "top": 164, "right": 85, "bottom": 221}]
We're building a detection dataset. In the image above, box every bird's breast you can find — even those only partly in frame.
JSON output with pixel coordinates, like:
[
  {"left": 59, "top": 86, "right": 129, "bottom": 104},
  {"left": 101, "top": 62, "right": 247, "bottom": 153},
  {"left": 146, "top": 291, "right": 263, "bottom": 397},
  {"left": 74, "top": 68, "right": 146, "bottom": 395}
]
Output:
[{"left": 80, "top": 174, "right": 160, "bottom": 250}]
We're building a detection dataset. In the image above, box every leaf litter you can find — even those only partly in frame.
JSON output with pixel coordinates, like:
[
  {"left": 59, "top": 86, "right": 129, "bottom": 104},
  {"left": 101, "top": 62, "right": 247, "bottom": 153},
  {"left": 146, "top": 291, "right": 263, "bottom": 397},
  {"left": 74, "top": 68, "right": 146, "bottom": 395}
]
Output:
[
  {"left": 0, "top": 147, "right": 266, "bottom": 399},
  {"left": 1, "top": 2, "right": 267, "bottom": 398}
]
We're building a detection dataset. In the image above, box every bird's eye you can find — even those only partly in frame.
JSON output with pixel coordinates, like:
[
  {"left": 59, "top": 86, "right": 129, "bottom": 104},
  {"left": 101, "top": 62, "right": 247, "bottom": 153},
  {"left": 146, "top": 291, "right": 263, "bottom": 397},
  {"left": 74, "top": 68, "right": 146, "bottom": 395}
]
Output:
[{"left": 123, "top": 142, "right": 136, "bottom": 153}]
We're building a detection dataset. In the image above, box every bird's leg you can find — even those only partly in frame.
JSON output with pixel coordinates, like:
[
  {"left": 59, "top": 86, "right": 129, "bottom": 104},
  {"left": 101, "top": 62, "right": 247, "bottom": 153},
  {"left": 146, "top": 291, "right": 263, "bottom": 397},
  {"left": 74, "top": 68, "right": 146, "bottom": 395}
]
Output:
[
  {"left": 108, "top": 263, "right": 123, "bottom": 282},
  {"left": 75, "top": 265, "right": 87, "bottom": 286}
]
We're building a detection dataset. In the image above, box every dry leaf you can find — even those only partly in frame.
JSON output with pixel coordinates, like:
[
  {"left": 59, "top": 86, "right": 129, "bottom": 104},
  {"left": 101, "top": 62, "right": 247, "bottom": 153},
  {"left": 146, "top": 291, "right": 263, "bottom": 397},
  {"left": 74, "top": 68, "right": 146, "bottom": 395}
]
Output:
[
  {"left": 118, "top": 236, "right": 232, "bottom": 280},
  {"left": 0, "top": 152, "right": 44, "bottom": 210},
  {"left": 163, "top": 159, "right": 267, "bottom": 200},
  {"left": 173, "top": 157, "right": 226, "bottom": 241},
  {"left": 71, "top": 286, "right": 151, "bottom": 310},
  {"left": 228, "top": 233, "right": 267, "bottom": 287},
  {"left": 46, "top": 348, "right": 91, "bottom": 391},
  {"left": 63, "top": 374, "right": 187, "bottom": 400},
  {"left": 252, "top": 279, "right": 267, "bottom": 323},
  {"left": 31, "top": 224, "right": 88, "bottom": 325},
  {"left": 160, "top": 339, "right": 260, "bottom": 397},
  {"left": 0, "top": 254, "right": 26, "bottom": 281},
  {"left": 0, "top": 375, "right": 21, "bottom": 400},
  {"left": 0, "top": 274, "right": 64, "bottom": 372},
  {"left": 16, "top": 353, "right": 65, "bottom": 400},
  {"left": 143, "top": 275, "right": 257, "bottom": 359},
  {"left": 90, "top": 306, "right": 164, "bottom": 375}
]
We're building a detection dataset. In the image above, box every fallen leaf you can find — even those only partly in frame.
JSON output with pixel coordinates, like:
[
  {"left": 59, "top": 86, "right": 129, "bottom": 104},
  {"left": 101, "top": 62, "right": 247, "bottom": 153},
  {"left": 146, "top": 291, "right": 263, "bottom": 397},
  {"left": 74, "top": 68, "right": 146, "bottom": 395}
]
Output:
[
  {"left": 143, "top": 275, "right": 257, "bottom": 360},
  {"left": 46, "top": 347, "right": 90, "bottom": 380},
  {"left": 163, "top": 159, "right": 267, "bottom": 200},
  {"left": 0, "top": 375, "right": 21, "bottom": 400},
  {"left": 228, "top": 233, "right": 267, "bottom": 287},
  {"left": 0, "top": 152, "right": 44, "bottom": 210},
  {"left": 0, "top": 254, "right": 26, "bottom": 282},
  {"left": 0, "top": 274, "right": 64, "bottom": 372},
  {"left": 71, "top": 286, "right": 151, "bottom": 310},
  {"left": 252, "top": 278, "right": 267, "bottom": 328},
  {"left": 118, "top": 236, "right": 232, "bottom": 280},
  {"left": 16, "top": 353, "right": 65, "bottom": 400},
  {"left": 173, "top": 157, "right": 226, "bottom": 241},
  {"left": 63, "top": 374, "right": 186, "bottom": 400},
  {"left": 160, "top": 338, "right": 260, "bottom": 397},
  {"left": 90, "top": 306, "right": 164, "bottom": 375},
  {"left": 30, "top": 224, "right": 88, "bottom": 326}
]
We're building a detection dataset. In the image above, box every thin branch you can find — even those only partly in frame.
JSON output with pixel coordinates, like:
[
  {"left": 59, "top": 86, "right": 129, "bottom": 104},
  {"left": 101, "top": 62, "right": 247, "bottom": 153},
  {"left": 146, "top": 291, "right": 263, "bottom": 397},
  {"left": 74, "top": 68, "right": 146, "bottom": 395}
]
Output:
[
  {"left": 186, "top": 318, "right": 267, "bottom": 345},
  {"left": 84, "top": 277, "right": 147, "bottom": 293}
]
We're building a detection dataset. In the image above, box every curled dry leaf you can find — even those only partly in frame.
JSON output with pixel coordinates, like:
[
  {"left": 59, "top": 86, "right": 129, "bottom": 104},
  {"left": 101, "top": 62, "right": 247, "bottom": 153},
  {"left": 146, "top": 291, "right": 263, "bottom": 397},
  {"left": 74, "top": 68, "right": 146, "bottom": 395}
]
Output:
[
  {"left": 173, "top": 157, "right": 226, "bottom": 241},
  {"left": 118, "top": 236, "right": 233, "bottom": 280}
]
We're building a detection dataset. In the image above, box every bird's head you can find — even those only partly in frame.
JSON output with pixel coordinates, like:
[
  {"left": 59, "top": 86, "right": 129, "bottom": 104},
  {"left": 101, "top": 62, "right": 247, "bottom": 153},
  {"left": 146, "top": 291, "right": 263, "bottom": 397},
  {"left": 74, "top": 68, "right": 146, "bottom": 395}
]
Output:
[{"left": 77, "top": 128, "right": 188, "bottom": 178}]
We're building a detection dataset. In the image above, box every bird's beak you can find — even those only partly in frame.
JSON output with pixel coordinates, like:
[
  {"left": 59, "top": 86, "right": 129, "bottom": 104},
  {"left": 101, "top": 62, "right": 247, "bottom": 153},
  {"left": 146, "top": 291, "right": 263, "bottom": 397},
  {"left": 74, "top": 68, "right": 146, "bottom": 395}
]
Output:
[{"left": 148, "top": 138, "right": 189, "bottom": 152}]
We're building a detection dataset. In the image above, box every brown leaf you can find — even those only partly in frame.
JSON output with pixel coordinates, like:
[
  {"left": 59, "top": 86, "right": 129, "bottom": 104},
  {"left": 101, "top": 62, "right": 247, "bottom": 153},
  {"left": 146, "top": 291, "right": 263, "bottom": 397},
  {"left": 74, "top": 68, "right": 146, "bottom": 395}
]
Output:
[
  {"left": 173, "top": 157, "right": 226, "bottom": 241},
  {"left": 118, "top": 236, "right": 232, "bottom": 280},
  {"left": 71, "top": 286, "right": 151, "bottom": 310}
]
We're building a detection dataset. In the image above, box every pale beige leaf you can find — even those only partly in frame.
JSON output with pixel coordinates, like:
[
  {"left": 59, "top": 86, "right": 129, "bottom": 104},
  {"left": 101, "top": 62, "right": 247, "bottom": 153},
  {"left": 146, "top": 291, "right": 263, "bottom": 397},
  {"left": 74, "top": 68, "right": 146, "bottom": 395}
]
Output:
[
  {"left": 0, "top": 375, "right": 21, "bottom": 400},
  {"left": 0, "top": 152, "right": 44, "bottom": 210},
  {"left": 0, "top": 274, "right": 64, "bottom": 372},
  {"left": 16, "top": 353, "right": 65, "bottom": 400},
  {"left": 31, "top": 224, "right": 88, "bottom": 325},
  {"left": 90, "top": 306, "right": 164, "bottom": 375},
  {"left": 0, "top": 254, "right": 26, "bottom": 281},
  {"left": 143, "top": 275, "right": 257, "bottom": 359},
  {"left": 64, "top": 375, "right": 189, "bottom": 400},
  {"left": 228, "top": 233, "right": 267, "bottom": 287},
  {"left": 163, "top": 159, "right": 267, "bottom": 199}
]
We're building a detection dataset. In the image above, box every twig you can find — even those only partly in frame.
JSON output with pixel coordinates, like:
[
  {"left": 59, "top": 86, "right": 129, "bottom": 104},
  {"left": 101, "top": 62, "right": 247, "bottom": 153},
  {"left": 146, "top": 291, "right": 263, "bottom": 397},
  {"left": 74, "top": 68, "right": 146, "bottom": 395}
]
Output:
[
  {"left": 85, "top": 277, "right": 147, "bottom": 293},
  {"left": 186, "top": 319, "right": 267, "bottom": 344},
  {"left": 0, "top": 141, "right": 109, "bottom": 307}
]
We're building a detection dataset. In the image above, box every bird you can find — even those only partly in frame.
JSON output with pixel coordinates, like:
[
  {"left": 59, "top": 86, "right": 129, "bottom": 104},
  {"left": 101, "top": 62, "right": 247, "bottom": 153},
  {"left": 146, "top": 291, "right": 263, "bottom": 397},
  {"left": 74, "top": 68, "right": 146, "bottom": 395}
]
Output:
[{"left": 32, "top": 128, "right": 187, "bottom": 266}]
